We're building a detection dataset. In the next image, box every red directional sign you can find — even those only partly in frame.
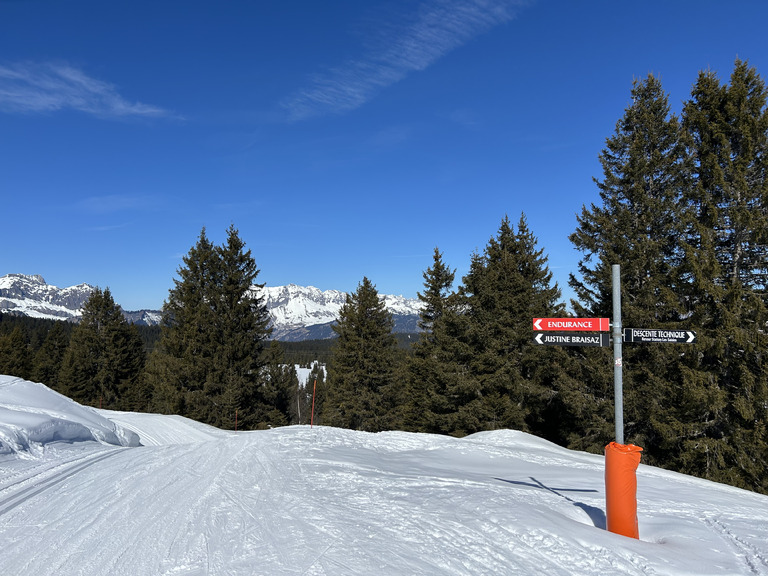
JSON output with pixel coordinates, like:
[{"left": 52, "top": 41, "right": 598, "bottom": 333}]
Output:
[{"left": 532, "top": 317, "right": 610, "bottom": 332}]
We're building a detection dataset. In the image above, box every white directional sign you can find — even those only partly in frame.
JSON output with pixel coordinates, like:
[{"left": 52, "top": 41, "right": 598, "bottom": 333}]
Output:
[
  {"left": 534, "top": 333, "right": 611, "bottom": 347},
  {"left": 623, "top": 328, "right": 696, "bottom": 344}
]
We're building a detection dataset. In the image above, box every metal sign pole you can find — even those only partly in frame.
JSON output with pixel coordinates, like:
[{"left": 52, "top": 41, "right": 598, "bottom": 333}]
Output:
[{"left": 612, "top": 264, "right": 624, "bottom": 444}]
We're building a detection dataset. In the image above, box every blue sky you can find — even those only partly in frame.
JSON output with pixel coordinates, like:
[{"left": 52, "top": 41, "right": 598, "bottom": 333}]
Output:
[{"left": 2, "top": 0, "right": 767, "bottom": 311}]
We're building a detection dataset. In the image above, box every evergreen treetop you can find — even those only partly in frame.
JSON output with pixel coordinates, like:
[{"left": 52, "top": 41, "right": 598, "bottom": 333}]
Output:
[
  {"left": 58, "top": 287, "right": 145, "bottom": 410},
  {"left": 324, "top": 277, "right": 399, "bottom": 432},
  {"left": 147, "top": 225, "right": 274, "bottom": 429}
]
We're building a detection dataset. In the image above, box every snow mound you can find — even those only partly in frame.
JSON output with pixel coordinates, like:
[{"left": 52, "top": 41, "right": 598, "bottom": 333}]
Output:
[
  {"left": 0, "top": 376, "right": 140, "bottom": 455},
  {"left": 99, "top": 409, "right": 231, "bottom": 446}
]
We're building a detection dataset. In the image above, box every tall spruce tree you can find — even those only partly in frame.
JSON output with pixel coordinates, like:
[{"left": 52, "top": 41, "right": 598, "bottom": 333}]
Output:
[
  {"left": 31, "top": 321, "right": 70, "bottom": 389},
  {"left": 147, "top": 226, "right": 273, "bottom": 429},
  {"left": 0, "top": 326, "right": 31, "bottom": 379},
  {"left": 211, "top": 225, "right": 273, "bottom": 429},
  {"left": 440, "top": 215, "right": 566, "bottom": 436},
  {"left": 58, "top": 287, "right": 145, "bottom": 409},
  {"left": 568, "top": 74, "right": 692, "bottom": 461},
  {"left": 679, "top": 60, "right": 768, "bottom": 492},
  {"left": 324, "top": 277, "right": 400, "bottom": 432},
  {"left": 417, "top": 247, "right": 456, "bottom": 335},
  {"left": 146, "top": 228, "right": 218, "bottom": 419},
  {"left": 510, "top": 217, "right": 586, "bottom": 445},
  {"left": 404, "top": 248, "right": 456, "bottom": 432},
  {"left": 570, "top": 74, "right": 689, "bottom": 319}
]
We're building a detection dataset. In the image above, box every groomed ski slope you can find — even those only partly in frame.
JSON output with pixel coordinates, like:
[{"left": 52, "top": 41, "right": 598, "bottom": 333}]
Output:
[{"left": 1, "top": 375, "right": 767, "bottom": 575}]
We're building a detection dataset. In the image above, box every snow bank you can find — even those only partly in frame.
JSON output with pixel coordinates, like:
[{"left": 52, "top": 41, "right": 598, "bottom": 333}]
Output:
[
  {"left": 0, "top": 375, "right": 140, "bottom": 455},
  {"left": 99, "top": 409, "right": 231, "bottom": 446}
]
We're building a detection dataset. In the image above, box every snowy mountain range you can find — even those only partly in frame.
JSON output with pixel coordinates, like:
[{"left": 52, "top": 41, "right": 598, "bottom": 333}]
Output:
[
  {"left": 0, "top": 273, "right": 422, "bottom": 341},
  {"left": 0, "top": 274, "right": 164, "bottom": 326},
  {"left": 260, "top": 283, "right": 422, "bottom": 340}
]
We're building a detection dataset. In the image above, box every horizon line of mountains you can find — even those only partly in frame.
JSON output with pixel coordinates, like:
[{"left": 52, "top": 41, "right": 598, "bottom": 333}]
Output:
[{"left": 0, "top": 273, "right": 423, "bottom": 342}]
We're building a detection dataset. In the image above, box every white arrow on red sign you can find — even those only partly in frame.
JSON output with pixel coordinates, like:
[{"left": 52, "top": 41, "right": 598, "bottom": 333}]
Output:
[{"left": 532, "top": 317, "right": 610, "bottom": 332}]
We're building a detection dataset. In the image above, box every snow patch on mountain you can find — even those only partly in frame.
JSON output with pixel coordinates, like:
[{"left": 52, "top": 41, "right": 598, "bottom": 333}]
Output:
[
  {"left": 0, "top": 274, "right": 94, "bottom": 320},
  {"left": 259, "top": 284, "right": 347, "bottom": 328},
  {"left": 257, "top": 284, "right": 423, "bottom": 340},
  {"left": 1, "top": 274, "right": 423, "bottom": 340}
]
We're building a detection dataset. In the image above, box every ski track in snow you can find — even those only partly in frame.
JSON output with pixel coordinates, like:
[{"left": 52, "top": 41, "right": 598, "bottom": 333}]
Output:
[
  {"left": 0, "top": 449, "right": 121, "bottom": 516},
  {"left": 703, "top": 516, "right": 768, "bottom": 575},
  {"left": 1, "top": 388, "right": 768, "bottom": 575}
]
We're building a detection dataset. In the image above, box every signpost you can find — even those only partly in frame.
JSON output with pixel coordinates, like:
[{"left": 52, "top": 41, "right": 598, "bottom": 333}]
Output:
[
  {"left": 534, "top": 333, "right": 610, "bottom": 347},
  {"left": 533, "top": 317, "right": 610, "bottom": 331},
  {"left": 623, "top": 328, "right": 696, "bottom": 344},
  {"left": 531, "top": 290, "right": 698, "bottom": 441},
  {"left": 611, "top": 265, "right": 624, "bottom": 445},
  {"left": 532, "top": 265, "right": 699, "bottom": 540}
]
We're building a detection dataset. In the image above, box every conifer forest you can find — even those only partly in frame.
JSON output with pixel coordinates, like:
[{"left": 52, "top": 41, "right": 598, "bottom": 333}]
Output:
[{"left": 2, "top": 60, "right": 767, "bottom": 494}]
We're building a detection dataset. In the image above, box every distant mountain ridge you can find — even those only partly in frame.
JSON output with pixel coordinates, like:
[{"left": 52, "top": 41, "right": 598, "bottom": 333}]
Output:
[
  {"left": 260, "top": 284, "right": 422, "bottom": 340},
  {"left": 0, "top": 274, "right": 101, "bottom": 321},
  {"left": 0, "top": 274, "right": 422, "bottom": 341}
]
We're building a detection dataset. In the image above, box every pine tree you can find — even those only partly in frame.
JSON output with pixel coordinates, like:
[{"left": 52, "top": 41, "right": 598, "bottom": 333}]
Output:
[
  {"left": 404, "top": 248, "right": 456, "bottom": 432},
  {"left": 484, "top": 215, "right": 564, "bottom": 432},
  {"left": 31, "top": 321, "right": 70, "bottom": 389},
  {"left": 117, "top": 323, "right": 152, "bottom": 411},
  {"left": 417, "top": 247, "right": 456, "bottom": 335},
  {"left": 570, "top": 74, "right": 689, "bottom": 319},
  {"left": 568, "top": 74, "right": 692, "bottom": 460},
  {"left": 438, "top": 215, "right": 566, "bottom": 436},
  {"left": 324, "top": 277, "right": 400, "bottom": 432},
  {"left": 0, "top": 326, "right": 31, "bottom": 379},
  {"left": 511, "top": 217, "right": 587, "bottom": 445},
  {"left": 58, "top": 287, "right": 145, "bottom": 409},
  {"left": 210, "top": 225, "right": 273, "bottom": 429},
  {"left": 683, "top": 60, "right": 768, "bottom": 291},
  {"left": 146, "top": 228, "right": 218, "bottom": 418},
  {"left": 678, "top": 60, "right": 768, "bottom": 492},
  {"left": 147, "top": 226, "right": 274, "bottom": 429}
]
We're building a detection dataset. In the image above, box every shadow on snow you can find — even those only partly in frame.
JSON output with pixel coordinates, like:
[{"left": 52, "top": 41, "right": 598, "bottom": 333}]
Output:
[{"left": 495, "top": 476, "right": 606, "bottom": 530}]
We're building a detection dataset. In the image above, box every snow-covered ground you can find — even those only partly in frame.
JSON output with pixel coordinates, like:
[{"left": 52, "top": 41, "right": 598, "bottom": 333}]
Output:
[
  {"left": 1, "top": 375, "right": 767, "bottom": 575},
  {"left": 294, "top": 361, "right": 325, "bottom": 388}
]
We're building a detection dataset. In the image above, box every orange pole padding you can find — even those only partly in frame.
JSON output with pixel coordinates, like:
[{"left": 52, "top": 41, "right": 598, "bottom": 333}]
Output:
[{"left": 605, "top": 441, "right": 643, "bottom": 539}]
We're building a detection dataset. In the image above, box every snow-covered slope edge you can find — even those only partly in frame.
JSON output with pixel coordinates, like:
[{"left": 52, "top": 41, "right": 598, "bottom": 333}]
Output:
[{"left": 0, "top": 375, "right": 139, "bottom": 455}]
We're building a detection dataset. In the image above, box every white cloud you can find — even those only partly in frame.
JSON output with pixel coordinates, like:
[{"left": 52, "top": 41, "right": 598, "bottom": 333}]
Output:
[
  {"left": 0, "top": 62, "right": 172, "bottom": 119},
  {"left": 281, "top": 0, "right": 529, "bottom": 121}
]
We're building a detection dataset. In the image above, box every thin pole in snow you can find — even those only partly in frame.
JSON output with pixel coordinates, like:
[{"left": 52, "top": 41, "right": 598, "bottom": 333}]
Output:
[
  {"left": 612, "top": 264, "right": 624, "bottom": 445},
  {"left": 310, "top": 378, "right": 317, "bottom": 428}
]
